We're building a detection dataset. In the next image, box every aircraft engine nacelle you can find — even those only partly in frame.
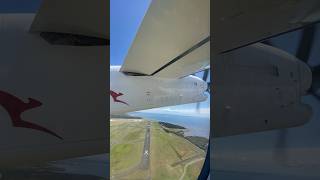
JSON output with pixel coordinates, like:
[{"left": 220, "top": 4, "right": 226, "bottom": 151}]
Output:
[
  {"left": 0, "top": 14, "right": 107, "bottom": 167},
  {"left": 213, "top": 43, "right": 313, "bottom": 137}
]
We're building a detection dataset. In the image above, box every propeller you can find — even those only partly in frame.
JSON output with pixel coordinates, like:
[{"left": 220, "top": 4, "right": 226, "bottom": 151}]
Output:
[
  {"left": 273, "top": 129, "right": 288, "bottom": 163},
  {"left": 296, "top": 26, "right": 320, "bottom": 100},
  {"left": 196, "top": 68, "right": 210, "bottom": 112},
  {"left": 264, "top": 25, "right": 319, "bottom": 163},
  {"left": 203, "top": 68, "right": 211, "bottom": 92},
  {"left": 310, "top": 65, "right": 320, "bottom": 101},
  {"left": 203, "top": 68, "right": 209, "bottom": 82}
]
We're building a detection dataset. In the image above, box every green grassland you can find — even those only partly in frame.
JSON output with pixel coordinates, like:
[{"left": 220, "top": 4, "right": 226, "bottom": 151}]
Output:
[
  {"left": 150, "top": 122, "right": 205, "bottom": 180},
  {"left": 110, "top": 118, "right": 206, "bottom": 180},
  {"left": 110, "top": 119, "right": 146, "bottom": 175},
  {"left": 184, "top": 159, "right": 205, "bottom": 180}
]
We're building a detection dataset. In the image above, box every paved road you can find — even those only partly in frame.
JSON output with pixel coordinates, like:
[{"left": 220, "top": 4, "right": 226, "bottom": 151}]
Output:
[
  {"left": 171, "top": 154, "right": 203, "bottom": 167},
  {"left": 140, "top": 121, "right": 151, "bottom": 170}
]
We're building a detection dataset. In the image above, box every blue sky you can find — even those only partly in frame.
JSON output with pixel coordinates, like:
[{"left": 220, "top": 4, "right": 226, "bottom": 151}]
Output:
[
  {"left": 110, "top": 0, "right": 210, "bottom": 115},
  {"left": 110, "top": 0, "right": 151, "bottom": 65}
]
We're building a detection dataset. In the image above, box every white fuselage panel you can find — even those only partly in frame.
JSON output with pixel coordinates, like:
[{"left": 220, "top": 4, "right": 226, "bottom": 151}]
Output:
[{"left": 110, "top": 66, "right": 207, "bottom": 115}]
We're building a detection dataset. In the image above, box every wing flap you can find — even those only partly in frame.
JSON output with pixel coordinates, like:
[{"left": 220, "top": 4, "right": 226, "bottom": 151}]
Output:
[{"left": 154, "top": 40, "right": 210, "bottom": 78}]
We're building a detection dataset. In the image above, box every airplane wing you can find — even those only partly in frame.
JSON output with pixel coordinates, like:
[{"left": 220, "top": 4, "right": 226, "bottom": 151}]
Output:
[
  {"left": 213, "top": 0, "right": 320, "bottom": 55},
  {"left": 121, "top": 0, "right": 320, "bottom": 76},
  {"left": 30, "top": 0, "right": 109, "bottom": 39},
  {"left": 120, "top": 0, "right": 210, "bottom": 79},
  {"left": 119, "top": 0, "right": 318, "bottom": 139}
]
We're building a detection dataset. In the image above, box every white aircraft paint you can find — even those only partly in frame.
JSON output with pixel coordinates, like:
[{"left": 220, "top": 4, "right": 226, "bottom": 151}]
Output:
[{"left": 110, "top": 66, "right": 208, "bottom": 115}]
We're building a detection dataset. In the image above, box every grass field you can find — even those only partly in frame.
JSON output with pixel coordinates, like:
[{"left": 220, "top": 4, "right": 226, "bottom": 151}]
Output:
[
  {"left": 110, "top": 118, "right": 207, "bottom": 180},
  {"left": 110, "top": 119, "right": 145, "bottom": 175},
  {"left": 151, "top": 122, "right": 205, "bottom": 180}
]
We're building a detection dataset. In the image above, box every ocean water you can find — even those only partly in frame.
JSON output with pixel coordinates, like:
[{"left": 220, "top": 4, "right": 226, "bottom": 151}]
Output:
[{"left": 130, "top": 112, "right": 210, "bottom": 138}]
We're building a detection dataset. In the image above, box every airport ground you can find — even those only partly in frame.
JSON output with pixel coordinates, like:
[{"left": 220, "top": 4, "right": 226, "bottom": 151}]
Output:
[{"left": 110, "top": 118, "right": 206, "bottom": 180}]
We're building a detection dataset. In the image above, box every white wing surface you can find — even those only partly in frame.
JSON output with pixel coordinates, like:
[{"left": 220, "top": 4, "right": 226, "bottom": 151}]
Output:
[{"left": 120, "top": 0, "right": 210, "bottom": 79}]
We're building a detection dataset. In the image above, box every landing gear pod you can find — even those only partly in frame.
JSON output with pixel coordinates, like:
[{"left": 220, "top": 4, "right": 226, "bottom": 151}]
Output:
[{"left": 212, "top": 43, "right": 312, "bottom": 137}]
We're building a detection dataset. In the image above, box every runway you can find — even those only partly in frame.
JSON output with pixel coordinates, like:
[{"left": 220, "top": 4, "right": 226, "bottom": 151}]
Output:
[{"left": 140, "top": 121, "right": 151, "bottom": 170}]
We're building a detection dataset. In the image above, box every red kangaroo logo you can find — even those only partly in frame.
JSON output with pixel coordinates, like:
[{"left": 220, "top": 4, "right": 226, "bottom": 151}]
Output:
[
  {"left": 0, "top": 90, "right": 62, "bottom": 140},
  {"left": 110, "top": 90, "right": 128, "bottom": 105}
]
